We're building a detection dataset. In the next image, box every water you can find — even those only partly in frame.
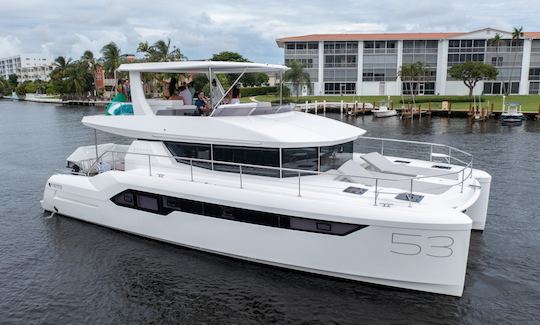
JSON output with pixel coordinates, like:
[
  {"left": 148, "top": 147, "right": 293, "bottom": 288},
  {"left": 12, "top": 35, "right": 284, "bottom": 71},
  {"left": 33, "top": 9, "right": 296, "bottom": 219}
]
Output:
[{"left": 0, "top": 100, "right": 539, "bottom": 324}]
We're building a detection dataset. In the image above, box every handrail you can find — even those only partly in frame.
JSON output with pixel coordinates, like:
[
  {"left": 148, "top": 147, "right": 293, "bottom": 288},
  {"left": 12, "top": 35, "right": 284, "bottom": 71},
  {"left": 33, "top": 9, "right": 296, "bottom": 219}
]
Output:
[{"left": 73, "top": 145, "right": 475, "bottom": 206}]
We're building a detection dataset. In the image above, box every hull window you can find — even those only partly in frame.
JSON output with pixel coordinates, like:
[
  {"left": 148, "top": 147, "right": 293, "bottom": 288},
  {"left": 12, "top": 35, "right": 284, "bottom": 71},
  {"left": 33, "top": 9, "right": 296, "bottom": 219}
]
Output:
[{"left": 111, "top": 190, "right": 367, "bottom": 236}]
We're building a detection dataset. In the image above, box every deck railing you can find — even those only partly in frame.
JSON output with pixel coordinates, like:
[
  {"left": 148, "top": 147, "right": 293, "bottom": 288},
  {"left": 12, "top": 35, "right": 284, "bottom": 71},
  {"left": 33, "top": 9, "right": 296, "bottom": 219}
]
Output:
[{"left": 71, "top": 137, "right": 475, "bottom": 207}]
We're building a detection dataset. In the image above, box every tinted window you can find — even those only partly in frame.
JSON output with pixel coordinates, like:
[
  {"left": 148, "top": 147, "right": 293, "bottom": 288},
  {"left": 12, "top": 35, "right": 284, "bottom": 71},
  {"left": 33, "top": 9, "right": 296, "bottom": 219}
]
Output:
[
  {"left": 137, "top": 194, "right": 159, "bottom": 212},
  {"left": 164, "top": 142, "right": 211, "bottom": 169},
  {"left": 162, "top": 196, "right": 202, "bottom": 215},
  {"left": 114, "top": 191, "right": 135, "bottom": 207},
  {"left": 320, "top": 141, "right": 353, "bottom": 172},
  {"left": 281, "top": 147, "right": 318, "bottom": 177},
  {"left": 111, "top": 190, "right": 367, "bottom": 236},
  {"left": 213, "top": 145, "right": 280, "bottom": 177}
]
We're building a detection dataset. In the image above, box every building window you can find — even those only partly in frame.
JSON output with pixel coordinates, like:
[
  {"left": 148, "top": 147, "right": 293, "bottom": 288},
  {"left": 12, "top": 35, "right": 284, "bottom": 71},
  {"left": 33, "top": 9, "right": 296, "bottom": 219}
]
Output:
[
  {"left": 529, "top": 82, "right": 540, "bottom": 94},
  {"left": 324, "top": 82, "right": 356, "bottom": 95},
  {"left": 111, "top": 190, "right": 367, "bottom": 236},
  {"left": 402, "top": 82, "right": 436, "bottom": 95},
  {"left": 529, "top": 68, "right": 540, "bottom": 81},
  {"left": 483, "top": 82, "right": 520, "bottom": 94},
  {"left": 492, "top": 57, "right": 503, "bottom": 66}
]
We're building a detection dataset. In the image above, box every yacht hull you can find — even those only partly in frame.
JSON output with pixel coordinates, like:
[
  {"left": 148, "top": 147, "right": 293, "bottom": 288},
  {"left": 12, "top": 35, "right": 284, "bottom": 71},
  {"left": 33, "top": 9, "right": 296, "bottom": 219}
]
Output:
[
  {"left": 42, "top": 172, "right": 472, "bottom": 297},
  {"left": 372, "top": 110, "right": 397, "bottom": 118}
]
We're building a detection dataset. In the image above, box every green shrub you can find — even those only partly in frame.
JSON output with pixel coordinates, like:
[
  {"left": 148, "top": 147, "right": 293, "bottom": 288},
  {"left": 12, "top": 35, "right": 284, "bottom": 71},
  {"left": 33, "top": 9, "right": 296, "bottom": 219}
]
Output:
[
  {"left": 15, "top": 85, "right": 26, "bottom": 96},
  {"left": 240, "top": 86, "right": 278, "bottom": 97},
  {"left": 399, "top": 96, "right": 485, "bottom": 104}
]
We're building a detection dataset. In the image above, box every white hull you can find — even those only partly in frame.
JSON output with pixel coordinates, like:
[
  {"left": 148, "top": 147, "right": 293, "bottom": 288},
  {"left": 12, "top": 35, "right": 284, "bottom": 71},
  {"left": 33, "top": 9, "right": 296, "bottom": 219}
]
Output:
[
  {"left": 42, "top": 170, "right": 473, "bottom": 296},
  {"left": 372, "top": 109, "right": 397, "bottom": 118}
]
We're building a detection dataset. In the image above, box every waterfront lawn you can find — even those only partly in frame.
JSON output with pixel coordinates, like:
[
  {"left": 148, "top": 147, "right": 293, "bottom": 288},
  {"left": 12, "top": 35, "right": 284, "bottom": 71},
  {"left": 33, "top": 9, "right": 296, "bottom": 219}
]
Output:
[{"left": 248, "top": 95, "right": 540, "bottom": 112}]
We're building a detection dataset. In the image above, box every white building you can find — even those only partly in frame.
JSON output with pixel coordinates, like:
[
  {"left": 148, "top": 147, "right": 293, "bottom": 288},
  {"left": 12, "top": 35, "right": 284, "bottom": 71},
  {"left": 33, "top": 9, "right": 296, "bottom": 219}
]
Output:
[
  {"left": 0, "top": 54, "right": 54, "bottom": 82},
  {"left": 276, "top": 28, "right": 540, "bottom": 96}
]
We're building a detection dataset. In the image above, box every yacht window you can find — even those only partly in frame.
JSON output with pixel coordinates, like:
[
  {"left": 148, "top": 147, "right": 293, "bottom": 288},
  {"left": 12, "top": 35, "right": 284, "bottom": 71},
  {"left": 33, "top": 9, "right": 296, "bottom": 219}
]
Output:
[
  {"left": 320, "top": 141, "right": 354, "bottom": 172},
  {"left": 281, "top": 147, "right": 318, "bottom": 177},
  {"left": 114, "top": 192, "right": 135, "bottom": 207},
  {"left": 136, "top": 194, "right": 159, "bottom": 212},
  {"left": 111, "top": 190, "right": 367, "bottom": 236},
  {"left": 164, "top": 142, "right": 211, "bottom": 169},
  {"left": 213, "top": 145, "right": 280, "bottom": 177},
  {"left": 162, "top": 196, "right": 203, "bottom": 215}
]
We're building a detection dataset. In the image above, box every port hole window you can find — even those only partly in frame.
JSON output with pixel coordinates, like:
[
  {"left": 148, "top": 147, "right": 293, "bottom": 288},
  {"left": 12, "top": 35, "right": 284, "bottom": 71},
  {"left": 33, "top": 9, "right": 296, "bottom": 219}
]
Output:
[{"left": 136, "top": 194, "right": 159, "bottom": 212}]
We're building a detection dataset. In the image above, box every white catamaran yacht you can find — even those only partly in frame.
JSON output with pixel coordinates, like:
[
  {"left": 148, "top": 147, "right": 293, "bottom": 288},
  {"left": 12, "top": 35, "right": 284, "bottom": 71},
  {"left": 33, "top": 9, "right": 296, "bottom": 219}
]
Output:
[{"left": 41, "top": 61, "right": 492, "bottom": 297}]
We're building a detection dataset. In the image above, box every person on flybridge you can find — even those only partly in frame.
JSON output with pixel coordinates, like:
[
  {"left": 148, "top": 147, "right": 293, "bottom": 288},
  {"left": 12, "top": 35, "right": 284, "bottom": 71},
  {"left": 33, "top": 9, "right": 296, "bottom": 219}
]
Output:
[
  {"left": 211, "top": 79, "right": 225, "bottom": 105},
  {"left": 194, "top": 91, "right": 212, "bottom": 116}
]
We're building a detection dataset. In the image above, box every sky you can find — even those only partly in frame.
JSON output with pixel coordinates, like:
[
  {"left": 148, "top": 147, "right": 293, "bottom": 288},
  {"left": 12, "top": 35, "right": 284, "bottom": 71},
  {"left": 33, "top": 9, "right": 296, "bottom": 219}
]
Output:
[{"left": 0, "top": 0, "right": 539, "bottom": 64}]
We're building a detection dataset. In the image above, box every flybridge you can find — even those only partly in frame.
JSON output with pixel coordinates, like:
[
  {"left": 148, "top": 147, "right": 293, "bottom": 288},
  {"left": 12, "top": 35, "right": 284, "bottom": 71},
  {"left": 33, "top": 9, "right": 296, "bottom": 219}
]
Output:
[
  {"left": 117, "top": 61, "right": 290, "bottom": 74},
  {"left": 118, "top": 61, "right": 290, "bottom": 116}
]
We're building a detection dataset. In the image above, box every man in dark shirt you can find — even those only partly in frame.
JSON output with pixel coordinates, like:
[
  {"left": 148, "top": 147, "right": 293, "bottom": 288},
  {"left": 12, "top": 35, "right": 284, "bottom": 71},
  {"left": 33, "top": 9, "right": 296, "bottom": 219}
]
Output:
[{"left": 194, "top": 91, "right": 212, "bottom": 116}]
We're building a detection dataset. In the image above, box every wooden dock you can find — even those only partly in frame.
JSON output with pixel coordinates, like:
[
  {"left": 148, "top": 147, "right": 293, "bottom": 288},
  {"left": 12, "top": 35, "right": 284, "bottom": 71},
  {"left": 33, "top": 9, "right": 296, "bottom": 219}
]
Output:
[
  {"left": 296, "top": 100, "right": 372, "bottom": 116},
  {"left": 296, "top": 100, "right": 540, "bottom": 120}
]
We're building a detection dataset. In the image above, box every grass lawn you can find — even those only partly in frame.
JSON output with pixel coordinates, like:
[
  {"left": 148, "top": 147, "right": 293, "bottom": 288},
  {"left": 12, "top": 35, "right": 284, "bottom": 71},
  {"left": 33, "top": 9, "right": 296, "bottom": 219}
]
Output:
[{"left": 246, "top": 95, "right": 540, "bottom": 112}]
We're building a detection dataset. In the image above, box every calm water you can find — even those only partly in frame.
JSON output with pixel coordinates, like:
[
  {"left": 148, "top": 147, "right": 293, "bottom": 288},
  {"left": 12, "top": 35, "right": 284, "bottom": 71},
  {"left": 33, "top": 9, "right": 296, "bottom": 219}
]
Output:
[{"left": 0, "top": 100, "right": 539, "bottom": 324}]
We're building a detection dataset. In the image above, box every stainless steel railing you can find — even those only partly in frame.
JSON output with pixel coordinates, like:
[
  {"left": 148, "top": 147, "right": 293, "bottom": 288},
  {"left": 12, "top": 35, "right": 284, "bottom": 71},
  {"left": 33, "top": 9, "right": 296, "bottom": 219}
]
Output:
[{"left": 71, "top": 138, "right": 475, "bottom": 207}]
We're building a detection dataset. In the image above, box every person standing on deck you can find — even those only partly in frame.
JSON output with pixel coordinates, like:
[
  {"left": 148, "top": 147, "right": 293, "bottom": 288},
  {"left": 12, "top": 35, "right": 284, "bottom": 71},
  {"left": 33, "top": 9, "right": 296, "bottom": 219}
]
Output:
[{"left": 229, "top": 85, "right": 241, "bottom": 104}]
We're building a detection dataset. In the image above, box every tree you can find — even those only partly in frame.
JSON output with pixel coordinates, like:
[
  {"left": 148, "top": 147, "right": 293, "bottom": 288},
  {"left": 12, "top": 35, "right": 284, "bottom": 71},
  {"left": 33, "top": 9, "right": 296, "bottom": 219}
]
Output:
[
  {"left": 51, "top": 56, "right": 72, "bottom": 79},
  {"left": 211, "top": 51, "right": 249, "bottom": 62},
  {"left": 65, "top": 61, "right": 94, "bottom": 95},
  {"left": 283, "top": 60, "right": 311, "bottom": 100},
  {"left": 137, "top": 39, "right": 186, "bottom": 62},
  {"left": 100, "top": 42, "right": 122, "bottom": 78},
  {"left": 82, "top": 50, "right": 98, "bottom": 96},
  {"left": 506, "top": 26, "right": 524, "bottom": 95},
  {"left": 8, "top": 74, "right": 18, "bottom": 89},
  {"left": 448, "top": 61, "right": 498, "bottom": 97},
  {"left": 399, "top": 61, "right": 428, "bottom": 104},
  {"left": 0, "top": 76, "right": 7, "bottom": 95}
]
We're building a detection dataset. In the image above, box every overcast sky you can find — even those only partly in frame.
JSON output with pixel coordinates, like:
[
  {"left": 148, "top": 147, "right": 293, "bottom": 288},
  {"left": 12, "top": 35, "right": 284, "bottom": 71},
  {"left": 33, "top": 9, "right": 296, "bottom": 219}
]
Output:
[{"left": 1, "top": 0, "right": 538, "bottom": 64}]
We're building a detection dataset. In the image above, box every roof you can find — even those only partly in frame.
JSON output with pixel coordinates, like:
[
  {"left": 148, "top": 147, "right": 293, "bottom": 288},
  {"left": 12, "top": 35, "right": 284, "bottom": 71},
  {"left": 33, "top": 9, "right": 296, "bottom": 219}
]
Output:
[
  {"left": 277, "top": 32, "right": 461, "bottom": 44},
  {"left": 276, "top": 30, "right": 540, "bottom": 46},
  {"left": 81, "top": 111, "right": 365, "bottom": 148},
  {"left": 118, "top": 61, "right": 289, "bottom": 73}
]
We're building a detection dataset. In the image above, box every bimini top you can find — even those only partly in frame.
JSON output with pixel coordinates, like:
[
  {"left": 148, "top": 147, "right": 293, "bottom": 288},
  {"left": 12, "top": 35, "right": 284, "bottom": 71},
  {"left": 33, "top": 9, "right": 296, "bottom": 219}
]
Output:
[
  {"left": 82, "top": 111, "right": 366, "bottom": 148},
  {"left": 117, "top": 61, "right": 289, "bottom": 74}
]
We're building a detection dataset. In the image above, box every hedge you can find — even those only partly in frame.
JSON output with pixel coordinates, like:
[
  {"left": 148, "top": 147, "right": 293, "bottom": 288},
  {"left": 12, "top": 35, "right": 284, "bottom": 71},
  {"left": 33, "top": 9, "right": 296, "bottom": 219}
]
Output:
[
  {"left": 240, "top": 86, "right": 278, "bottom": 97},
  {"left": 399, "top": 96, "right": 485, "bottom": 104}
]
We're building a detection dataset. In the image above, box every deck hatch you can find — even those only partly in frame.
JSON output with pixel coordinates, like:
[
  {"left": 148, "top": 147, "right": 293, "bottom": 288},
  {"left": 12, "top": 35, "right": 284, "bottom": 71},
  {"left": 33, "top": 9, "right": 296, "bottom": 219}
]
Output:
[
  {"left": 343, "top": 187, "right": 368, "bottom": 195},
  {"left": 395, "top": 193, "right": 424, "bottom": 203}
]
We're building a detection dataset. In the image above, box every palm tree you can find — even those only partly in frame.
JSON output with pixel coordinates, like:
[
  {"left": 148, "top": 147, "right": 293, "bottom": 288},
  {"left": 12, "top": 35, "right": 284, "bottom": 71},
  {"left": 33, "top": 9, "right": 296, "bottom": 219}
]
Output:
[
  {"left": 283, "top": 60, "right": 311, "bottom": 100},
  {"left": 399, "top": 61, "right": 427, "bottom": 105},
  {"left": 65, "top": 61, "right": 92, "bottom": 95},
  {"left": 137, "top": 39, "right": 186, "bottom": 62},
  {"left": 506, "top": 26, "right": 524, "bottom": 95},
  {"left": 100, "top": 42, "right": 122, "bottom": 79},
  {"left": 82, "top": 50, "right": 97, "bottom": 96},
  {"left": 52, "top": 56, "right": 72, "bottom": 79}
]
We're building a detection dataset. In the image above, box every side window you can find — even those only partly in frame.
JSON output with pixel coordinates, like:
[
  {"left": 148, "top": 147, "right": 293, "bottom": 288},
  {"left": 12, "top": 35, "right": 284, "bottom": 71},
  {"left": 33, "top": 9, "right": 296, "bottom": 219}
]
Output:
[
  {"left": 164, "top": 141, "right": 211, "bottom": 169},
  {"left": 281, "top": 147, "right": 319, "bottom": 177}
]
